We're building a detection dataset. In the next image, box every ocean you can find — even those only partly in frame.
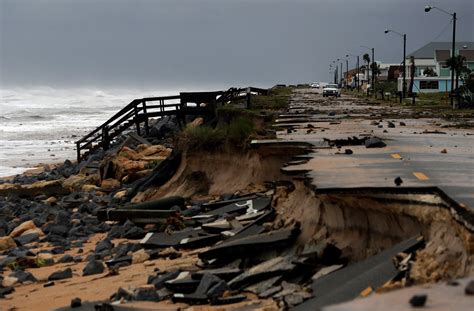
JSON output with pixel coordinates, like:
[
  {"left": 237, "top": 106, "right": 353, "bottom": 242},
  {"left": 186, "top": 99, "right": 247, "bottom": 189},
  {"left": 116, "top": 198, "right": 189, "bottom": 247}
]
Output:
[{"left": 0, "top": 87, "right": 194, "bottom": 177}]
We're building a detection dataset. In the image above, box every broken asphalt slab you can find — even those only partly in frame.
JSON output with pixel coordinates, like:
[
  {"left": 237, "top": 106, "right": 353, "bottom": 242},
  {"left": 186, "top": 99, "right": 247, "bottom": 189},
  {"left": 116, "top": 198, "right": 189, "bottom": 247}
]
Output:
[
  {"left": 294, "top": 236, "right": 424, "bottom": 311},
  {"left": 199, "top": 226, "right": 300, "bottom": 261}
]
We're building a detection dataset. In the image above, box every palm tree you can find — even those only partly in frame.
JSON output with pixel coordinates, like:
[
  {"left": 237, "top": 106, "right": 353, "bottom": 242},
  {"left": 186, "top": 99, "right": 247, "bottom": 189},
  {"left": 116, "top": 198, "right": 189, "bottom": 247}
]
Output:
[
  {"left": 408, "top": 56, "right": 415, "bottom": 95},
  {"left": 371, "top": 62, "right": 381, "bottom": 80},
  {"left": 446, "top": 55, "right": 467, "bottom": 90},
  {"left": 363, "top": 53, "right": 370, "bottom": 83},
  {"left": 363, "top": 53, "right": 370, "bottom": 64}
]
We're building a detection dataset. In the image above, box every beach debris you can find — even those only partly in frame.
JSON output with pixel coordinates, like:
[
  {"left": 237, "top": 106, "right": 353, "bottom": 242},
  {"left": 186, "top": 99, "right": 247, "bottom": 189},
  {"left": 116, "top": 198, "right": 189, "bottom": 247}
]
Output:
[
  {"left": 311, "top": 265, "right": 344, "bottom": 281},
  {"left": 100, "top": 178, "right": 121, "bottom": 191},
  {"left": 148, "top": 270, "right": 181, "bottom": 290},
  {"left": 48, "top": 268, "right": 73, "bottom": 281},
  {"left": 95, "top": 239, "right": 114, "bottom": 253},
  {"left": 295, "top": 236, "right": 424, "bottom": 310},
  {"left": 9, "top": 270, "right": 37, "bottom": 284},
  {"left": 134, "top": 285, "right": 161, "bottom": 302},
  {"left": 465, "top": 280, "right": 474, "bottom": 295},
  {"left": 58, "top": 254, "right": 75, "bottom": 263},
  {"left": 70, "top": 297, "right": 82, "bottom": 308},
  {"left": 0, "top": 179, "right": 68, "bottom": 198},
  {"left": 228, "top": 256, "right": 296, "bottom": 290},
  {"left": 110, "top": 287, "right": 134, "bottom": 302},
  {"left": 0, "top": 286, "right": 14, "bottom": 298},
  {"left": 172, "top": 273, "right": 225, "bottom": 304},
  {"left": 409, "top": 294, "right": 427, "bottom": 307},
  {"left": 83, "top": 260, "right": 105, "bottom": 276},
  {"left": 422, "top": 129, "right": 446, "bottom": 134},
  {"left": 0, "top": 236, "right": 17, "bottom": 252},
  {"left": 365, "top": 137, "right": 386, "bottom": 148},
  {"left": 2, "top": 276, "right": 18, "bottom": 287},
  {"left": 199, "top": 226, "right": 300, "bottom": 261},
  {"left": 394, "top": 176, "right": 403, "bottom": 186},
  {"left": 9, "top": 220, "right": 38, "bottom": 238}
]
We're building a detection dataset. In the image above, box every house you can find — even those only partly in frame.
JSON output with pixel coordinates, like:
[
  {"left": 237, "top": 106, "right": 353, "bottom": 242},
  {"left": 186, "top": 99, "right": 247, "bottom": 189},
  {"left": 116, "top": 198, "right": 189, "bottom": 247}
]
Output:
[
  {"left": 378, "top": 63, "right": 402, "bottom": 81},
  {"left": 401, "top": 41, "right": 474, "bottom": 93},
  {"left": 345, "top": 63, "right": 401, "bottom": 89}
]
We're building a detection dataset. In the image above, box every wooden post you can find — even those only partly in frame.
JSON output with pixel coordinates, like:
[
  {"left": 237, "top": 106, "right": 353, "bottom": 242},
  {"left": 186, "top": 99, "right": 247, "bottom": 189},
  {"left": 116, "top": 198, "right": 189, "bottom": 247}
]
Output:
[
  {"left": 179, "top": 95, "right": 186, "bottom": 126},
  {"left": 76, "top": 142, "right": 81, "bottom": 163},
  {"left": 102, "top": 126, "right": 110, "bottom": 150},
  {"left": 134, "top": 105, "right": 141, "bottom": 135},
  {"left": 142, "top": 100, "right": 149, "bottom": 136},
  {"left": 246, "top": 87, "right": 251, "bottom": 109}
]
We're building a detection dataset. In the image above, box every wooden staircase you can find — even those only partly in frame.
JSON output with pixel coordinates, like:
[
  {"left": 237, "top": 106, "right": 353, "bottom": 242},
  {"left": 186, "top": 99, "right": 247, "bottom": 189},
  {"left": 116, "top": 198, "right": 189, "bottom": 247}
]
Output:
[{"left": 75, "top": 87, "right": 268, "bottom": 162}]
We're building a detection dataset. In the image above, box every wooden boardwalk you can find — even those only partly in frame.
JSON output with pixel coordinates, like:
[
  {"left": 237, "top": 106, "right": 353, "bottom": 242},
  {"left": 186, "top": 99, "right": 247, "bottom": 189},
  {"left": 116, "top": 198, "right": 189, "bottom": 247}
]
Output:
[{"left": 75, "top": 87, "right": 268, "bottom": 161}]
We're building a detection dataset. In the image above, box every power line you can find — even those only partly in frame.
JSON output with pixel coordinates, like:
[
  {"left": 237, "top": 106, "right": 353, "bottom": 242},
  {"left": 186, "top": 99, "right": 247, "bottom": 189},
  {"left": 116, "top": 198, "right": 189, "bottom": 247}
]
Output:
[{"left": 430, "top": 17, "right": 454, "bottom": 42}]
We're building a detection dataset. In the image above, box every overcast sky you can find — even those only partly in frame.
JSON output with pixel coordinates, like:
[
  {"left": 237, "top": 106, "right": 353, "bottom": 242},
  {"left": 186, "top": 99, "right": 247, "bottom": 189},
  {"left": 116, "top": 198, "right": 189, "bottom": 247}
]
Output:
[{"left": 1, "top": 0, "right": 473, "bottom": 89}]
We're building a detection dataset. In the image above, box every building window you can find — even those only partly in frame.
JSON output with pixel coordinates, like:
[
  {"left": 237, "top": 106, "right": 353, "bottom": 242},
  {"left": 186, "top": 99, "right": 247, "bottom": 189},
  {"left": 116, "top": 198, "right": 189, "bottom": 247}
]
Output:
[{"left": 420, "top": 80, "right": 439, "bottom": 89}]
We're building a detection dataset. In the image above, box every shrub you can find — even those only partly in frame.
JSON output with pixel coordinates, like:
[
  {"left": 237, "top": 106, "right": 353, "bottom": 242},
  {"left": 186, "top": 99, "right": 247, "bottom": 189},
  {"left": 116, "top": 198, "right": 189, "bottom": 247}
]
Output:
[
  {"left": 226, "top": 117, "right": 254, "bottom": 143},
  {"left": 251, "top": 95, "right": 289, "bottom": 110},
  {"left": 182, "top": 125, "right": 226, "bottom": 150},
  {"left": 180, "top": 117, "right": 255, "bottom": 150}
]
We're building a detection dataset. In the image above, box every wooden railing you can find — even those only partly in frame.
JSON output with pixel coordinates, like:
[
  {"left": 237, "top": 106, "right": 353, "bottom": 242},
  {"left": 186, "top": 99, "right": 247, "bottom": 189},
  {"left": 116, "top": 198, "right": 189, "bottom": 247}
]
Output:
[
  {"left": 75, "top": 95, "right": 181, "bottom": 162},
  {"left": 75, "top": 87, "right": 269, "bottom": 162}
]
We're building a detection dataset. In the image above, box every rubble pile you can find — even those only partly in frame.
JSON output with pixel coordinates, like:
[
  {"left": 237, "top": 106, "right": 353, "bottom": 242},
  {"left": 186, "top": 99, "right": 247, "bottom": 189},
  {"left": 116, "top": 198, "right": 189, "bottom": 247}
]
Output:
[
  {"left": 101, "top": 194, "right": 338, "bottom": 308},
  {"left": 0, "top": 128, "right": 433, "bottom": 309}
]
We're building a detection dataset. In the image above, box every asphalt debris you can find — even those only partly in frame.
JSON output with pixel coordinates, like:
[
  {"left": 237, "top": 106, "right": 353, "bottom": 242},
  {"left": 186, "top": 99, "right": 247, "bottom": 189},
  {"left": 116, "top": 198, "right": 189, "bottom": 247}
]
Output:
[{"left": 409, "top": 294, "right": 427, "bottom": 307}]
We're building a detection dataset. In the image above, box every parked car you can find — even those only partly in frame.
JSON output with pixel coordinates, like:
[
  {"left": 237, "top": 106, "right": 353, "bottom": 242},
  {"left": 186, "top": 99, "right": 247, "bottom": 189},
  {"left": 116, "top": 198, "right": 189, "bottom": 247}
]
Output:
[
  {"left": 322, "top": 84, "right": 341, "bottom": 97},
  {"left": 310, "top": 82, "right": 320, "bottom": 88}
]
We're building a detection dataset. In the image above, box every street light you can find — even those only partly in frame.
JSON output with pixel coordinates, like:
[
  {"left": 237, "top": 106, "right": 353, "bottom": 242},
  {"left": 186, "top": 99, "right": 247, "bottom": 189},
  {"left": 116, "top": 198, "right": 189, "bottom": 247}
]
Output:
[
  {"left": 344, "top": 55, "right": 349, "bottom": 89},
  {"left": 332, "top": 59, "right": 341, "bottom": 84},
  {"left": 425, "top": 5, "right": 457, "bottom": 107},
  {"left": 338, "top": 59, "right": 343, "bottom": 87},
  {"left": 346, "top": 53, "right": 360, "bottom": 92},
  {"left": 331, "top": 61, "right": 338, "bottom": 84},
  {"left": 361, "top": 45, "right": 375, "bottom": 96},
  {"left": 336, "top": 58, "right": 342, "bottom": 85},
  {"left": 385, "top": 28, "right": 407, "bottom": 98}
]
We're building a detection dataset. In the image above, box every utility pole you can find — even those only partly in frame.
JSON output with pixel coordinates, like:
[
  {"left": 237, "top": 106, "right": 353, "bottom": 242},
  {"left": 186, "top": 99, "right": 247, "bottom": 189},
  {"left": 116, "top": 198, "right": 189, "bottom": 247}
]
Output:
[
  {"left": 340, "top": 62, "right": 343, "bottom": 87},
  {"left": 385, "top": 29, "right": 407, "bottom": 98},
  {"left": 346, "top": 59, "right": 349, "bottom": 89},
  {"left": 371, "top": 47, "right": 375, "bottom": 97},
  {"left": 425, "top": 5, "right": 457, "bottom": 107},
  {"left": 403, "top": 34, "right": 407, "bottom": 98},
  {"left": 357, "top": 55, "right": 360, "bottom": 92},
  {"left": 361, "top": 46, "right": 375, "bottom": 96},
  {"left": 452, "top": 12, "right": 457, "bottom": 107}
]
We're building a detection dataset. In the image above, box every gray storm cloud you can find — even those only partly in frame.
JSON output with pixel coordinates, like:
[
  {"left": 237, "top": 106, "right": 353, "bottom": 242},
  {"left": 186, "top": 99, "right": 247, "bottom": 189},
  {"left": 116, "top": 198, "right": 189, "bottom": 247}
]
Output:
[{"left": 0, "top": 0, "right": 472, "bottom": 88}]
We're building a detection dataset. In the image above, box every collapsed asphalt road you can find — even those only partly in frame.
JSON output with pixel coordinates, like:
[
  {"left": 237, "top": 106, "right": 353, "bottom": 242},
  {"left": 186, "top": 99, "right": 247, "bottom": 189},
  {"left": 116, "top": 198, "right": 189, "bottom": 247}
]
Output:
[{"left": 253, "top": 88, "right": 474, "bottom": 310}]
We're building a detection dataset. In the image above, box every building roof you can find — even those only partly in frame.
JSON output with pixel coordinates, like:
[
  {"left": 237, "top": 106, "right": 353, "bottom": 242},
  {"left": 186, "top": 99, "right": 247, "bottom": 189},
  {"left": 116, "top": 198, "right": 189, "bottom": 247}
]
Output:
[
  {"left": 407, "top": 42, "right": 474, "bottom": 59},
  {"left": 459, "top": 50, "right": 474, "bottom": 61},
  {"left": 435, "top": 50, "right": 450, "bottom": 62}
]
